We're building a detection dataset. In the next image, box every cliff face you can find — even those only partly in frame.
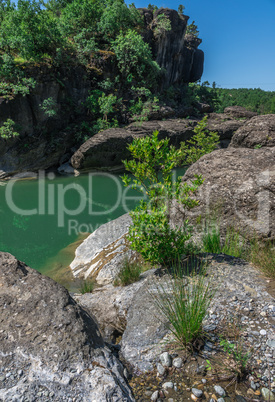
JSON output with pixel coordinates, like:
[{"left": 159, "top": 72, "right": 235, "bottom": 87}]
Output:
[
  {"left": 140, "top": 8, "right": 204, "bottom": 87},
  {"left": 0, "top": 8, "right": 204, "bottom": 174}
]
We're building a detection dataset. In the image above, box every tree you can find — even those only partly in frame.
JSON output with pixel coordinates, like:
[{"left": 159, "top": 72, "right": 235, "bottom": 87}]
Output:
[
  {"left": 122, "top": 118, "right": 219, "bottom": 265},
  {"left": 111, "top": 29, "right": 161, "bottom": 88},
  {"left": 178, "top": 4, "right": 185, "bottom": 15},
  {"left": 186, "top": 20, "right": 199, "bottom": 37}
]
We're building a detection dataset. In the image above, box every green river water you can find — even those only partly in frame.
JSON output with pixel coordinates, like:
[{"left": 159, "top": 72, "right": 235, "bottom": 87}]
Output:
[{"left": 0, "top": 169, "right": 185, "bottom": 290}]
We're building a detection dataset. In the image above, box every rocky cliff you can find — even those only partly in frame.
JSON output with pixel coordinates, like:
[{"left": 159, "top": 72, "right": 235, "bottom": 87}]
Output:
[
  {"left": 140, "top": 8, "right": 204, "bottom": 86},
  {"left": 0, "top": 8, "right": 204, "bottom": 148}
]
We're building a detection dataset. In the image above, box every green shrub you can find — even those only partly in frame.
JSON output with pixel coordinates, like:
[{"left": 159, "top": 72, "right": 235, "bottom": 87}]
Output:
[
  {"left": 122, "top": 117, "right": 219, "bottom": 265},
  {"left": 180, "top": 115, "right": 219, "bottom": 165},
  {"left": 0, "top": 119, "right": 20, "bottom": 139},
  {"left": 111, "top": 29, "right": 161, "bottom": 88},
  {"left": 40, "top": 97, "right": 58, "bottom": 117}
]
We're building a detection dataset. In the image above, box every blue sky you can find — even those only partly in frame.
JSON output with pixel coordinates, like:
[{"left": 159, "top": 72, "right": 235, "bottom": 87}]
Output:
[{"left": 127, "top": 0, "right": 275, "bottom": 91}]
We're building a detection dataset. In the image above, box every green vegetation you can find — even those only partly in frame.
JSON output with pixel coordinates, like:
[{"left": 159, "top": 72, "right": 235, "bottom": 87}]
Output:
[
  {"left": 0, "top": 119, "right": 20, "bottom": 139},
  {"left": 122, "top": 116, "right": 219, "bottom": 266},
  {"left": 187, "top": 82, "right": 275, "bottom": 114},
  {"left": 114, "top": 256, "right": 144, "bottom": 286},
  {"left": 152, "top": 261, "right": 215, "bottom": 350},
  {"left": 186, "top": 21, "right": 199, "bottom": 38},
  {"left": 79, "top": 278, "right": 95, "bottom": 294},
  {"left": 202, "top": 224, "right": 275, "bottom": 278},
  {"left": 40, "top": 97, "right": 58, "bottom": 117},
  {"left": 202, "top": 225, "right": 246, "bottom": 258}
]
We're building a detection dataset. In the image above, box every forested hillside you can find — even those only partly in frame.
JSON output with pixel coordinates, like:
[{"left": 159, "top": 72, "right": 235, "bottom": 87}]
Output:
[{"left": 187, "top": 82, "right": 275, "bottom": 114}]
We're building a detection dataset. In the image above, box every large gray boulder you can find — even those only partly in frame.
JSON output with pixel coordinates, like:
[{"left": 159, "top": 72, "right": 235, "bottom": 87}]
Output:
[
  {"left": 74, "top": 269, "right": 157, "bottom": 343},
  {"left": 0, "top": 252, "right": 134, "bottom": 401},
  {"left": 223, "top": 106, "right": 257, "bottom": 119},
  {"left": 230, "top": 114, "right": 275, "bottom": 149},
  {"left": 70, "top": 213, "right": 136, "bottom": 284},
  {"left": 70, "top": 119, "right": 197, "bottom": 170},
  {"left": 70, "top": 116, "right": 246, "bottom": 170},
  {"left": 172, "top": 147, "right": 275, "bottom": 241}
]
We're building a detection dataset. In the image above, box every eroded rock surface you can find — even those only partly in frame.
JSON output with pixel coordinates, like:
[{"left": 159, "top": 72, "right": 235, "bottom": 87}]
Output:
[
  {"left": 71, "top": 116, "right": 243, "bottom": 170},
  {"left": 70, "top": 213, "right": 136, "bottom": 284},
  {"left": 230, "top": 114, "right": 275, "bottom": 149},
  {"left": 173, "top": 147, "right": 275, "bottom": 241},
  {"left": 0, "top": 252, "right": 134, "bottom": 401}
]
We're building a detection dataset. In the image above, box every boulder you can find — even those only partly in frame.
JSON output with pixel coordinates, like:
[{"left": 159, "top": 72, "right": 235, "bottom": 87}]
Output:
[
  {"left": 224, "top": 106, "right": 257, "bottom": 119},
  {"left": 70, "top": 119, "right": 197, "bottom": 170},
  {"left": 119, "top": 274, "right": 171, "bottom": 372},
  {"left": 74, "top": 269, "right": 157, "bottom": 342},
  {"left": 172, "top": 147, "right": 275, "bottom": 241},
  {"left": 0, "top": 252, "right": 134, "bottom": 401},
  {"left": 230, "top": 114, "right": 275, "bottom": 149},
  {"left": 207, "top": 113, "right": 246, "bottom": 146},
  {"left": 70, "top": 213, "right": 137, "bottom": 284}
]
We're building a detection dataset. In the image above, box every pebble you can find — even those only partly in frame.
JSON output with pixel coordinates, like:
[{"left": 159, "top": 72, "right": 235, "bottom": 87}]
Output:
[
  {"left": 162, "top": 382, "right": 174, "bottom": 389},
  {"left": 261, "top": 387, "right": 275, "bottom": 401},
  {"left": 157, "top": 363, "right": 166, "bottom": 376},
  {"left": 214, "top": 385, "right": 226, "bottom": 396},
  {"left": 172, "top": 357, "right": 183, "bottom": 368},
  {"left": 201, "top": 379, "right": 207, "bottom": 384},
  {"left": 191, "top": 388, "right": 203, "bottom": 398},
  {"left": 217, "top": 399, "right": 225, "bottom": 402},
  {"left": 250, "top": 380, "right": 256, "bottom": 390},
  {"left": 260, "top": 329, "right": 267, "bottom": 336},
  {"left": 151, "top": 390, "right": 159, "bottom": 401},
  {"left": 160, "top": 352, "right": 172, "bottom": 367}
]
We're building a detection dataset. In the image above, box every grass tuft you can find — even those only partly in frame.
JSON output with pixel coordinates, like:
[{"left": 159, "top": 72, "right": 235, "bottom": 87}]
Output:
[
  {"left": 79, "top": 279, "right": 95, "bottom": 294},
  {"left": 151, "top": 259, "right": 215, "bottom": 351},
  {"left": 249, "top": 239, "right": 275, "bottom": 278},
  {"left": 114, "top": 256, "right": 144, "bottom": 287}
]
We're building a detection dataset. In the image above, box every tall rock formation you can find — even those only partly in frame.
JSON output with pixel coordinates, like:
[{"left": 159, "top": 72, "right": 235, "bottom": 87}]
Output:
[{"left": 140, "top": 8, "right": 204, "bottom": 86}]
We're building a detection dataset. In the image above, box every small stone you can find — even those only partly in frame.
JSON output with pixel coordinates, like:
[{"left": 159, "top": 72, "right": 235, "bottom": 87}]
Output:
[
  {"left": 267, "top": 339, "right": 275, "bottom": 349},
  {"left": 191, "top": 394, "right": 198, "bottom": 401},
  {"left": 17, "top": 370, "right": 23, "bottom": 377},
  {"left": 192, "top": 388, "right": 203, "bottom": 398},
  {"left": 163, "top": 382, "right": 174, "bottom": 390},
  {"left": 157, "top": 363, "right": 166, "bottom": 376},
  {"left": 214, "top": 385, "right": 226, "bottom": 396},
  {"left": 271, "top": 382, "right": 275, "bottom": 388},
  {"left": 151, "top": 390, "right": 159, "bottom": 401},
  {"left": 0, "top": 376, "right": 5, "bottom": 382},
  {"left": 5, "top": 373, "right": 11, "bottom": 378},
  {"left": 209, "top": 399, "right": 216, "bottom": 402},
  {"left": 211, "top": 394, "right": 217, "bottom": 401},
  {"left": 251, "top": 380, "right": 256, "bottom": 390},
  {"left": 217, "top": 399, "right": 225, "bottom": 402},
  {"left": 172, "top": 357, "right": 183, "bottom": 368},
  {"left": 261, "top": 312, "right": 267, "bottom": 317},
  {"left": 254, "top": 390, "right": 261, "bottom": 396},
  {"left": 261, "top": 387, "right": 275, "bottom": 401},
  {"left": 260, "top": 329, "right": 267, "bottom": 336},
  {"left": 201, "top": 379, "right": 207, "bottom": 384},
  {"left": 160, "top": 352, "right": 172, "bottom": 367}
]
